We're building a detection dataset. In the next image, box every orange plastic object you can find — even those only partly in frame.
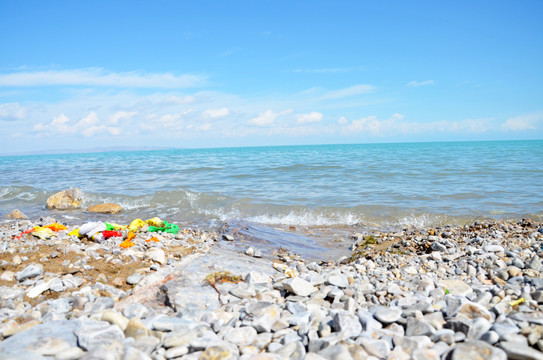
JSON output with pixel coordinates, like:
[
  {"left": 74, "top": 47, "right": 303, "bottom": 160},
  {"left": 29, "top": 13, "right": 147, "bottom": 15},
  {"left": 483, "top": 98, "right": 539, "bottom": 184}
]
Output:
[
  {"left": 13, "top": 228, "right": 35, "bottom": 239},
  {"left": 120, "top": 232, "right": 136, "bottom": 248},
  {"left": 43, "top": 223, "right": 67, "bottom": 231},
  {"left": 145, "top": 237, "right": 160, "bottom": 242}
]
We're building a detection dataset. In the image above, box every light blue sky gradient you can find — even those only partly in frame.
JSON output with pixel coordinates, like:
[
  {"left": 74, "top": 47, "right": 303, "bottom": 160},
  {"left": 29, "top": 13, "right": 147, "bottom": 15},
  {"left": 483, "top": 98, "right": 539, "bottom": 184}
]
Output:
[{"left": 0, "top": 1, "right": 542, "bottom": 152}]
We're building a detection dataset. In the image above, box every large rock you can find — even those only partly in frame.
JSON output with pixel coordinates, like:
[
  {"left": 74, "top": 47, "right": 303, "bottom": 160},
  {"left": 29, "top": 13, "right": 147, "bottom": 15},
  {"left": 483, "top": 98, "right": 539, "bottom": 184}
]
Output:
[
  {"left": 46, "top": 188, "right": 83, "bottom": 210},
  {"left": 87, "top": 203, "right": 122, "bottom": 214},
  {"left": 6, "top": 209, "right": 27, "bottom": 219}
]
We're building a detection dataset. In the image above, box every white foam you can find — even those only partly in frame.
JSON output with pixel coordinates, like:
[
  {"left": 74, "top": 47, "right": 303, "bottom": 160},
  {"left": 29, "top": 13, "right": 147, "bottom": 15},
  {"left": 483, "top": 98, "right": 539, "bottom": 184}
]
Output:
[{"left": 246, "top": 211, "right": 363, "bottom": 227}]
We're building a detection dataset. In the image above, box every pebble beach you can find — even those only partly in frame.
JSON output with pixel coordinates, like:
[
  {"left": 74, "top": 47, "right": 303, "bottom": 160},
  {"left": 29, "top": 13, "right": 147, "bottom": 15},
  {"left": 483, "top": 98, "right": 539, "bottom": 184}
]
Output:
[{"left": 1, "top": 210, "right": 543, "bottom": 359}]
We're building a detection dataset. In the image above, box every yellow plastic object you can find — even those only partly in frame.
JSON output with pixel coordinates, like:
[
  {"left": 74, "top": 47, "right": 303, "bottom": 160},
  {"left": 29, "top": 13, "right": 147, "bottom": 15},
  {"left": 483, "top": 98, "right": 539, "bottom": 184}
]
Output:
[
  {"left": 146, "top": 217, "right": 164, "bottom": 227},
  {"left": 68, "top": 228, "right": 80, "bottom": 237},
  {"left": 510, "top": 298, "right": 526, "bottom": 307},
  {"left": 106, "top": 223, "right": 127, "bottom": 230},
  {"left": 43, "top": 223, "right": 67, "bottom": 232},
  {"left": 31, "top": 227, "right": 55, "bottom": 240},
  {"left": 128, "top": 219, "right": 146, "bottom": 233}
]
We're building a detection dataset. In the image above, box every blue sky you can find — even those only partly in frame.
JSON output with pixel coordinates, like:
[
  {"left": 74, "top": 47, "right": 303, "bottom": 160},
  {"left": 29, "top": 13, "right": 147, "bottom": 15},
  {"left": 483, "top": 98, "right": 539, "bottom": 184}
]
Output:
[{"left": 0, "top": 1, "right": 542, "bottom": 153}]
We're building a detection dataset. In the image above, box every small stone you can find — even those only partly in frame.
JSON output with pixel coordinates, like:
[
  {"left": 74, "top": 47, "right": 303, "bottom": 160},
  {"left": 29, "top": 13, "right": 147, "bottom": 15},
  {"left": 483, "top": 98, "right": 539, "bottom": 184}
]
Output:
[
  {"left": 451, "top": 340, "right": 507, "bottom": 360},
  {"left": 86, "top": 203, "right": 122, "bottom": 214},
  {"left": 326, "top": 274, "right": 349, "bottom": 288},
  {"left": 48, "top": 277, "right": 66, "bottom": 292},
  {"left": 55, "top": 346, "right": 86, "bottom": 360},
  {"left": 46, "top": 188, "right": 83, "bottom": 210},
  {"left": 480, "top": 330, "right": 500, "bottom": 344},
  {"left": 467, "top": 317, "right": 492, "bottom": 340},
  {"left": 406, "top": 318, "right": 436, "bottom": 337},
  {"left": 199, "top": 343, "right": 238, "bottom": 360},
  {"left": 332, "top": 310, "right": 362, "bottom": 338},
  {"left": 508, "top": 266, "right": 522, "bottom": 277},
  {"left": 374, "top": 306, "right": 402, "bottom": 324},
  {"left": 318, "top": 344, "right": 354, "bottom": 360},
  {"left": 359, "top": 338, "right": 390, "bottom": 358},
  {"left": 439, "top": 279, "right": 473, "bottom": 296},
  {"left": 146, "top": 248, "right": 166, "bottom": 265},
  {"left": 124, "top": 317, "right": 150, "bottom": 339},
  {"left": 456, "top": 301, "right": 492, "bottom": 321},
  {"left": 483, "top": 244, "right": 504, "bottom": 253},
  {"left": 499, "top": 340, "right": 543, "bottom": 360},
  {"left": 75, "top": 320, "right": 125, "bottom": 351},
  {"left": 165, "top": 345, "right": 189, "bottom": 359},
  {"left": 528, "top": 256, "right": 542, "bottom": 272},
  {"left": 26, "top": 280, "right": 51, "bottom": 298},
  {"left": 6, "top": 209, "right": 27, "bottom": 219},
  {"left": 126, "top": 273, "right": 143, "bottom": 285},
  {"left": 163, "top": 329, "right": 195, "bottom": 348},
  {"left": 413, "top": 348, "right": 440, "bottom": 360},
  {"left": 16, "top": 264, "right": 44, "bottom": 281},
  {"left": 223, "top": 326, "right": 257, "bottom": 346},
  {"left": 0, "top": 271, "right": 15, "bottom": 281},
  {"left": 101, "top": 310, "right": 129, "bottom": 331},
  {"left": 245, "top": 247, "right": 255, "bottom": 256},
  {"left": 223, "top": 234, "right": 234, "bottom": 241},
  {"left": 229, "top": 282, "right": 256, "bottom": 299},
  {"left": 283, "top": 277, "right": 316, "bottom": 297},
  {"left": 245, "top": 271, "right": 271, "bottom": 286}
]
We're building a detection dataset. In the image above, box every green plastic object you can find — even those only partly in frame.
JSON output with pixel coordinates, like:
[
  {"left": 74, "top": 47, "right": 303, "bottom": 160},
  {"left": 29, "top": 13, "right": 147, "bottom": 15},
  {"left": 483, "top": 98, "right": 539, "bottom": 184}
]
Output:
[
  {"left": 147, "top": 221, "right": 180, "bottom": 234},
  {"left": 105, "top": 223, "right": 116, "bottom": 231}
]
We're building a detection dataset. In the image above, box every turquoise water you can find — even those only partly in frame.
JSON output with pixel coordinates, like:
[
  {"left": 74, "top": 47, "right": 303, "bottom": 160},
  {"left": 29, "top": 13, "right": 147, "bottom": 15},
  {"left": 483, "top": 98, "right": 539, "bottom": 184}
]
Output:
[{"left": 1, "top": 140, "right": 542, "bottom": 230}]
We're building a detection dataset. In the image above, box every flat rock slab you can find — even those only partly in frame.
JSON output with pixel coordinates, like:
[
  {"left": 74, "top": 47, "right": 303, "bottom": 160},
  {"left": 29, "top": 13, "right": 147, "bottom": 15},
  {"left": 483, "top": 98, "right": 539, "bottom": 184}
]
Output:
[
  {"left": 0, "top": 320, "right": 79, "bottom": 357},
  {"left": 87, "top": 203, "right": 122, "bottom": 214},
  {"left": 115, "top": 243, "right": 277, "bottom": 317}
]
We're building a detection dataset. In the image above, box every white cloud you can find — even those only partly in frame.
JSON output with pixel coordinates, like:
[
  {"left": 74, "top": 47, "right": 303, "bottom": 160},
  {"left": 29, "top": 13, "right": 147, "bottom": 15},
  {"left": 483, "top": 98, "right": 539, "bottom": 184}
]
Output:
[
  {"left": 203, "top": 107, "right": 230, "bottom": 119},
  {"left": 345, "top": 114, "right": 405, "bottom": 134},
  {"left": 297, "top": 112, "right": 323, "bottom": 124},
  {"left": 33, "top": 112, "right": 121, "bottom": 137},
  {"left": 248, "top": 109, "right": 293, "bottom": 127},
  {"left": 163, "top": 95, "right": 196, "bottom": 104},
  {"left": 501, "top": 114, "right": 540, "bottom": 131},
  {"left": 320, "top": 84, "right": 374, "bottom": 100},
  {"left": 0, "top": 68, "right": 206, "bottom": 88},
  {"left": 407, "top": 80, "right": 435, "bottom": 87},
  {"left": 340, "top": 114, "right": 497, "bottom": 136},
  {"left": 109, "top": 111, "right": 137, "bottom": 125},
  {"left": 0, "top": 102, "right": 26, "bottom": 121}
]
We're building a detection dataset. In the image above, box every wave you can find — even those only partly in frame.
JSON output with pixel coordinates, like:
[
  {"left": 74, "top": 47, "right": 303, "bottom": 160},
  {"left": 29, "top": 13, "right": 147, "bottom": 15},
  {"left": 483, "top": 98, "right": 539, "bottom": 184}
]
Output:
[{"left": 1, "top": 185, "right": 541, "bottom": 229}]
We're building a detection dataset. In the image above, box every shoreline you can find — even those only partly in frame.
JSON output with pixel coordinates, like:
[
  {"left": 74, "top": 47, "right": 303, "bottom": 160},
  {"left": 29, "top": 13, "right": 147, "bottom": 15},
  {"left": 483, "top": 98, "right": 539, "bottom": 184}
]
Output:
[{"left": 0, "top": 216, "right": 542, "bottom": 359}]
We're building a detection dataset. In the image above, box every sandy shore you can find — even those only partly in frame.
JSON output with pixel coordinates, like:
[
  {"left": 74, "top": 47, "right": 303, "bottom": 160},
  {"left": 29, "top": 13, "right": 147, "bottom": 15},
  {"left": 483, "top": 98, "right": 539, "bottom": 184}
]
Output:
[{"left": 0, "top": 216, "right": 542, "bottom": 359}]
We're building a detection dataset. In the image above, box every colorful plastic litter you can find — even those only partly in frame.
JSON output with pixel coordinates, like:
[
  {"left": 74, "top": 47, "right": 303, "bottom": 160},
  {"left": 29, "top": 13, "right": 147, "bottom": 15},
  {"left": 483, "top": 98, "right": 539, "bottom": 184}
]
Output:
[
  {"left": 68, "top": 228, "right": 80, "bottom": 237},
  {"left": 120, "top": 232, "right": 136, "bottom": 248},
  {"left": 510, "top": 298, "right": 526, "bottom": 307},
  {"left": 128, "top": 219, "right": 146, "bottom": 233},
  {"left": 43, "top": 223, "right": 67, "bottom": 231},
  {"left": 103, "top": 230, "right": 122, "bottom": 238},
  {"left": 146, "top": 237, "right": 160, "bottom": 242},
  {"left": 147, "top": 221, "right": 180, "bottom": 234},
  {"left": 105, "top": 222, "right": 126, "bottom": 231},
  {"left": 79, "top": 221, "right": 107, "bottom": 238},
  {"left": 146, "top": 217, "right": 165, "bottom": 227},
  {"left": 13, "top": 228, "right": 36, "bottom": 239},
  {"left": 31, "top": 227, "right": 55, "bottom": 240}
]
